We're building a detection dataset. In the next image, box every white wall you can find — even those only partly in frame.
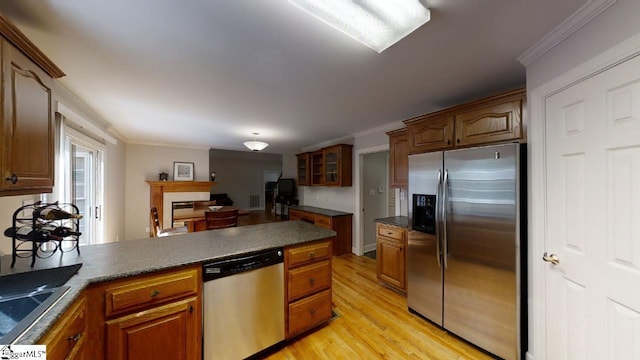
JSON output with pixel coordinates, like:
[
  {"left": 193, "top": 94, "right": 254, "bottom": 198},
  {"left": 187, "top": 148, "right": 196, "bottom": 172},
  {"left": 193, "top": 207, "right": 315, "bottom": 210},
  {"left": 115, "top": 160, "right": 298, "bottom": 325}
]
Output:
[
  {"left": 526, "top": 0, "right": 640, "bottom": 89},
  {"left": 124, "top": 144, "right": 210, "bottom": 240},
  {"left": 525, "top": 1, "right": 640, "bottom": 359},
  {"left": 362, "top": 151, "right": 389, "bottom": 252}
]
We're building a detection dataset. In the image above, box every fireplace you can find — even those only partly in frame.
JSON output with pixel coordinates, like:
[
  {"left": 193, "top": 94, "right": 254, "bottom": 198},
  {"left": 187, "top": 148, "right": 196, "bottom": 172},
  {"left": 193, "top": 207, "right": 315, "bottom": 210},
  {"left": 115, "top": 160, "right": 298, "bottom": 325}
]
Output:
[{"left": 146, "top": 181, "right": 216, "bottom": 233}]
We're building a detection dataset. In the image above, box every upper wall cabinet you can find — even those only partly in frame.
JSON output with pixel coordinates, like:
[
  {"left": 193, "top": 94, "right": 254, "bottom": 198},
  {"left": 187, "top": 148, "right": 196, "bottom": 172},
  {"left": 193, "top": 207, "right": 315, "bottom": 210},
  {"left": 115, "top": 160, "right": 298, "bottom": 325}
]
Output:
[
  {"left": 386, "top": 128, "right": 408, "bottom": 189},
  {"left": 0, "top": 14, "right": 65, "bottom": 196},
  {"left": 404, "top": 87, "right": 526, "bottom": 154},
  {"left": 323, "top": 144, "right": 352, "bottom": 187},
  {"left": 298, "top": 144, "right": 353, "bottom": 187},
  {"left": 296, "top": 153, "right": 310, "bottom": 186}
]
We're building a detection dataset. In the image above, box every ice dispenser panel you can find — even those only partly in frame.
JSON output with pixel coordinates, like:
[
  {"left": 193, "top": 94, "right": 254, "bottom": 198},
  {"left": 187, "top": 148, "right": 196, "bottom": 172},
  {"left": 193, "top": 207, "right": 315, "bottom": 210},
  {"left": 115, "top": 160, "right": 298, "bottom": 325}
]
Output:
[{"left": 413, "top": 194, "right": 436, "bottom": 234}]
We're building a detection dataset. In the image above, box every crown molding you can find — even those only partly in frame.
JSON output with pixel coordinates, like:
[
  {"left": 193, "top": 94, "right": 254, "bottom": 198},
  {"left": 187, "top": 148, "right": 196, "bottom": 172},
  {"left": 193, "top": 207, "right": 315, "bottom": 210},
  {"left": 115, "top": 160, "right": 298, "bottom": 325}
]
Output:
[
  {"left": 518, "top": 0, "right": 617, "bottom": 66},
  {"left": 0, "top": 12, "right": 65, "bottom": 78}
]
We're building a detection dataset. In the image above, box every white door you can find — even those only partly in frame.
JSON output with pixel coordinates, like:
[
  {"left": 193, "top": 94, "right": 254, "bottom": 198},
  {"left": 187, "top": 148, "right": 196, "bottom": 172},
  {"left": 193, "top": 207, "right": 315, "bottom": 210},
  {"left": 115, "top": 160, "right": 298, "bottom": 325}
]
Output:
[{"left": 544, "top": 54, "right": 640, "bottom": 359}]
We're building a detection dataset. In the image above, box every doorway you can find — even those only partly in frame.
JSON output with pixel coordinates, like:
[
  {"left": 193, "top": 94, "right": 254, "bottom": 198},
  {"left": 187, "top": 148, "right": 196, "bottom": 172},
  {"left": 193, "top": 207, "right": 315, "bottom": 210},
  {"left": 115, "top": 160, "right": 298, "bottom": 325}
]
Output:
[{"left": 361, "top": 151, "right": 389, "bottom": 259}]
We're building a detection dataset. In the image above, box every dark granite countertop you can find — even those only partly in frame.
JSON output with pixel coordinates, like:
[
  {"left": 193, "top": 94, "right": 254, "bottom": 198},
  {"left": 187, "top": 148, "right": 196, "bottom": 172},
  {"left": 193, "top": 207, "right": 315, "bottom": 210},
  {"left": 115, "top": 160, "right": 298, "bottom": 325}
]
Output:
[
  {"left": 0, "top": 220, "right": 336, "bottom": 344},
  {"left": 289, "top": 205, "right": 352, "bottom": 217},
  {"left": 374, "top": 216, "right": 409, "bottom": 228}
]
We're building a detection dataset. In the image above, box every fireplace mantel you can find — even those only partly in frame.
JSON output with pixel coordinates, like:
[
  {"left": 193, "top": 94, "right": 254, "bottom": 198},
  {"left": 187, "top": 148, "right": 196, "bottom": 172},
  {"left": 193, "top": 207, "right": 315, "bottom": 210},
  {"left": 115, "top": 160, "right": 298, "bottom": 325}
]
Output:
[{"left": 147, "top": 181, "right": 217, "bottom": 231}]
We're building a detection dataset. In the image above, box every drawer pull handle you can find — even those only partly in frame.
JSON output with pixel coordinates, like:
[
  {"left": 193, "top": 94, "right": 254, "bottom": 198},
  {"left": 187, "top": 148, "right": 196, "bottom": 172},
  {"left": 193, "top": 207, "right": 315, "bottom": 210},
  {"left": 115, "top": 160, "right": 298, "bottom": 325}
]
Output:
[
  {"left": 309, "top": 278, "right": 315, "bottom": 286},
  {"left": 5, "top": 174, "right": 18, "bottom": 184},
  {"left": 387, "top": 232, "right": 393, "bottom": 235},
  {"left": 67, "top": 332, "right": 82, "bottom": 342},
  {"left": 310, "top": 308, "right": 316, "bottom": 315},
  {"left": 151, "top": 290, "right": 160, "bottom": 298},
  {"left": 308, "top": 252, "right": 316, "bottom": 258}
]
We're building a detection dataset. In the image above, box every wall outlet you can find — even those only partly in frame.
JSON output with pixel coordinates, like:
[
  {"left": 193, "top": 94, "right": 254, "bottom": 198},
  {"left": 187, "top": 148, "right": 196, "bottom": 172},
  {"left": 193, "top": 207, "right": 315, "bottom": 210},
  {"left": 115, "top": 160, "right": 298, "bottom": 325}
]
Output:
[
  {"left": 378, "top": 186, "right": 384, "bottom": 193},
  {"left": 145, "top": 227, "right": 150, "bottom": 234},
  {"left": 400, "top": 189, "right": 406, "bottom": 200},
  {"left": 369, "top": 189, "right": 375, "bottom": 196}
]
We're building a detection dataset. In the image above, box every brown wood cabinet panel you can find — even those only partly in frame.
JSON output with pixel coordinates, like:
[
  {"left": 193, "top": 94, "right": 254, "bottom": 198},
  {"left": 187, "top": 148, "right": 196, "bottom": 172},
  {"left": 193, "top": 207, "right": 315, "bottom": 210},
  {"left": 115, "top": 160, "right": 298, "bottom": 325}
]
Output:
[
  {"left": 287, "top": 289, "right": 332, "bottom": 338},
  {"left": 406, "top": 115, "right": 454, "bottom": 154},
  {"left": 323, "top": 144, "right": 352, "bottom": 187},
  {"left": 288, "top": 208, "right": 314, "bottom": 223},
  {"left": 285, "top": 240, "right": 331, "bottom": 267},
  {"left": 0, "top": 40, "right": 54, "bottom": 195},
  {"left": 285, "top": 240, "right": 332, "bottom": 339},
  {"left": 375, "top": 223, "right": 407, "bottom": 293},
  {"left": 311, "top": 150, "right": 324, "bottom": 186},
  {"left": 106, "top": 297, "right": 200, "bottom": 360},
  {"left": 387, "top": 128, "right": 408, "bottom": 188},
  {"left": 39, "top": 296, "right": 87, "bottom": 360},
  {"left": 104, "top": 268, "right": 199, "bottom": 317},
  {"left": 313, "top": 214, "right": 332, "bottom": 229},
  {"left": 287, "top": 260, "right": 331, "bottom": 301},
  {"left": 296, "top": 152, "right": 311, "bottom": 186},
  {"left": 455, "top": 98, "right": 523, "bottom": 147}
]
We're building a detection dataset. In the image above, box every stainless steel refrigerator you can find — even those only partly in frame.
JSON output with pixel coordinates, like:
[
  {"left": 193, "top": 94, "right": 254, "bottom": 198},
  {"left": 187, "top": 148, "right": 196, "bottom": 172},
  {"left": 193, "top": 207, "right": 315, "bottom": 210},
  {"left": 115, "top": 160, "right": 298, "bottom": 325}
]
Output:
[{"left": 407, "top": 143, "right": 526, "bottom": 360}]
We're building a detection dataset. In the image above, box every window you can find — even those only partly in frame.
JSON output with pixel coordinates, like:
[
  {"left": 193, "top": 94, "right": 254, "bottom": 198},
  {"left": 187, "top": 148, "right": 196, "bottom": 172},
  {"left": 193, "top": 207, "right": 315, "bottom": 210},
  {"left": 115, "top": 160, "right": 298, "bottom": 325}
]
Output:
[{"left": 56, "top": 121, "right": 105, "bottom": 246}]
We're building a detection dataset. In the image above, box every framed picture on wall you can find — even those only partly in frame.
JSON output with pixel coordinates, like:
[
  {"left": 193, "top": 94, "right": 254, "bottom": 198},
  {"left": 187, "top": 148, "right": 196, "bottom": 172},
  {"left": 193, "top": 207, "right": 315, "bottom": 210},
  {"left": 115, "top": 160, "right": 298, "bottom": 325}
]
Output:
[{"left": 173, "top": 161, "right": 194, "bottom": 181}]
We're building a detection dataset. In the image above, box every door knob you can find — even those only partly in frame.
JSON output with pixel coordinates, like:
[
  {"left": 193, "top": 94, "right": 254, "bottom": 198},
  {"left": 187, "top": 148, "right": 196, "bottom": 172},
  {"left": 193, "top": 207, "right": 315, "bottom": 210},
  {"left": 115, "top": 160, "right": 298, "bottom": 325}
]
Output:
[{"left": 542, "top": 252, "right": 560, "bottom": 265}]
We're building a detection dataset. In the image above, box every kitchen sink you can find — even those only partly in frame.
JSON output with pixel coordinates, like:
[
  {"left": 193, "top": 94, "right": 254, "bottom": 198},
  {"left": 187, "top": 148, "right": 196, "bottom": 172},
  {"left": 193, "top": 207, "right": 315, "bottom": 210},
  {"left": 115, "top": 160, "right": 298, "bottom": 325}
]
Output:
[{"left": 0, "top": 263, "right": 82, "bottom": 344}]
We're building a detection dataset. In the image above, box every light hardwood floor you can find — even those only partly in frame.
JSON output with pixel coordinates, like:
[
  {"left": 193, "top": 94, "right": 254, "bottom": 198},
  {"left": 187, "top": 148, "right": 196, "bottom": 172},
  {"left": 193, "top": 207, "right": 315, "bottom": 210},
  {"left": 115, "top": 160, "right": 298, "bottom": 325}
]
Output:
[{"left": 266, "top": 254, "right": 494, "bottom": 359}]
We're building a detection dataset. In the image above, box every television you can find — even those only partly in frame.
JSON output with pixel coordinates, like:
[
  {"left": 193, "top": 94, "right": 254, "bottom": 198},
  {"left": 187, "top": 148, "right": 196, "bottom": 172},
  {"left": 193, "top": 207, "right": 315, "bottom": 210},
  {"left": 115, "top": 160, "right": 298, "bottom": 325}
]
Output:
[{"left": 277, "top": 178, "right": 296, "bottom": 199}]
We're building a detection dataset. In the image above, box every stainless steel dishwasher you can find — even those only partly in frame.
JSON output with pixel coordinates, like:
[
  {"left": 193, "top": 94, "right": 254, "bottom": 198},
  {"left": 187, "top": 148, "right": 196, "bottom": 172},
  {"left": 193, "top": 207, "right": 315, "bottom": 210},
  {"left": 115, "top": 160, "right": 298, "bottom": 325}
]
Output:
[{"left": 202, "top": 248, "right": 284, "bottom": 360}]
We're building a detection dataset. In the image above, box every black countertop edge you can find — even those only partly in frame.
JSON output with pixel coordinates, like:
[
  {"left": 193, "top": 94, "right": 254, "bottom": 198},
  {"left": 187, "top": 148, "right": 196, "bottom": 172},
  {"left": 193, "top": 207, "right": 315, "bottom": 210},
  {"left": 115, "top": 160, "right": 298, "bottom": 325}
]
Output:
[
  {"left": 374, "top": 216, "right": 409, "bottom": 228},
  {"left": 2, "top": 220, "right": 336, "bottom": 345},
  {"left": 289, "top": 205, "right": 353, "bottom": 217}
]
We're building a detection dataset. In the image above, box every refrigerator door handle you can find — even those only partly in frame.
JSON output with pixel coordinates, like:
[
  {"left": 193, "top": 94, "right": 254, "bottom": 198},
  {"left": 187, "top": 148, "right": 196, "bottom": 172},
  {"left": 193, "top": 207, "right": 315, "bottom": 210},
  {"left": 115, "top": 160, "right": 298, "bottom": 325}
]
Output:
[
  {"left": 435, "top": 170, "right": 442, "bottom": 268},
  {"left": 442, "top": 169, "right": 449, "bottom": 270}
]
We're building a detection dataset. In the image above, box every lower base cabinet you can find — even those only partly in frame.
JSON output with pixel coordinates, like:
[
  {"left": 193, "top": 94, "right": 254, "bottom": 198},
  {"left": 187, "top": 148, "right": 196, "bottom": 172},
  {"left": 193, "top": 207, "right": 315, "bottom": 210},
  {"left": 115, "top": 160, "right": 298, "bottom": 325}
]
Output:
[
  {"left": 39, "top": 296, "right": 87, "bottom": 360},
  {"left": 285, "top": 239, "right": 333, "bottom": 338},
  {"left": 376, "top": 223, "right": 407, "bottom": 293},
  {"left": 106, "top": 297, "right": 200, "bottom": 359}
]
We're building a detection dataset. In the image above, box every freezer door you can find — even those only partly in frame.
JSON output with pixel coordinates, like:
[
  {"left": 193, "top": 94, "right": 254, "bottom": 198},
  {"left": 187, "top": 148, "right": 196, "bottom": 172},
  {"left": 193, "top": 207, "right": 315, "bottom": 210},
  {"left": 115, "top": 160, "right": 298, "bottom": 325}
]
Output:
[
  {"left": 442, "top": 143, "right": 519, "bottom": 360},
  {"left": 407, "top": 152, "right": 443, "bottom": 325}
]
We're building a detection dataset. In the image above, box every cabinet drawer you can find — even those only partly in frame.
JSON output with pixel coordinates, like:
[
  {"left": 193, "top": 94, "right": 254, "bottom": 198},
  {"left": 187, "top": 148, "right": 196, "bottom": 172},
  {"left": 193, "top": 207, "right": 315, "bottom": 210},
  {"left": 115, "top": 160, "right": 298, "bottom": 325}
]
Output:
[
  {"left": 288, "top": 289, "right": 332, "bottom": 337},
  {"left": 105, "top": 268, "right": 199, "bottom": 317},
  {"left": 40, "top": 297, "right": 87, "bottom": 360},
  {"left": 286, "top": 241, "right": 331, "bottom": 268},
  {"left": 288, "top": 260, "right": 331, "bottom": 301},
  {"left": 377, "top": 224, "right": 405, "bottom": 242},
  {"left": 289, "top": 209, "right": 314, "bottom": 223},
  {"left": 313, "top": 214, "right": 332, "bottom": 229}
]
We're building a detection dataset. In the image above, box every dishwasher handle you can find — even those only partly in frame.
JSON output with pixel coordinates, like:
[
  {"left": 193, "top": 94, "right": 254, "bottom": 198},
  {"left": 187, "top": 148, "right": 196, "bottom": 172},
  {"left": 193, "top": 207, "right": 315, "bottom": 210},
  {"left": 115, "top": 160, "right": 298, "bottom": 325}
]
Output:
[{"left": 203, "top": 248, "right": 284, "bottom": 281}]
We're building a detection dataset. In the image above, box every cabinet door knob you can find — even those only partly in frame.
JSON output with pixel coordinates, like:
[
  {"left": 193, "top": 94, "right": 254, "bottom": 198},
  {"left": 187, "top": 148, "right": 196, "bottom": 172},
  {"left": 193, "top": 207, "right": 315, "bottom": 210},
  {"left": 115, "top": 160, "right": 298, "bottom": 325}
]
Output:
[
  {"left": 310, "top": 308, "right": 316, "bottom": 315},
  {"left": 5, "top": 174, "right": 18, "bottom": 184},
  {"left": 67, "top": 332, "right": 82, "bottom": 342},
  {"left": 151, "top": 290, "right": 160, "bottom": 298},
  {"left": 308, "top": 252, "right": 316, "bottom": 258}
]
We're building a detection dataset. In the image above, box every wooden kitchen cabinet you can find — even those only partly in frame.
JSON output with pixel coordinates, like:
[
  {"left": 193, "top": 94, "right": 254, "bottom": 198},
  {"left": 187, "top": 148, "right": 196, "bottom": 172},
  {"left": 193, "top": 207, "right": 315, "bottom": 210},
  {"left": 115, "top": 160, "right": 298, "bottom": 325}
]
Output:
[
  {"left": 322, "top": 144, "right": 352, "bottom": 187},
  {"left": 376, "top": 223, "right": 407, "bottom": 293},
  {"left": 296, "top": 152, "right": 311, "bottom": 186},
  {"left": 106, "top": 297, "right": 200, "bottom": 360},
  {"left": 311, "top": 150, "right": 324, "bottom": 186},
  {"left": 0, "top": 15, "right": 64, "bottom": 196},
  {"left": 405, "top": 114, "right": 454, "bottom": 154},
  {"left": 81, "top": 265, "right": 202, "bottom": 360},
  {"left": 454, "top": 90, "right": 525, "bottom": 147},
  {"left": 285, "top": 239, "right": 333, "bottom": 339},
  {"left": 39, "top": 295, "right": 87, "bottom": 360},
  {"left": 288, "top": 207, "right": 353, "bottom": 256},
  {"left": 386, "top": 128, "right": 409, "bottom": 189},
  {"left": 403, "top": 87, "right": 526, "bottom": 155}
]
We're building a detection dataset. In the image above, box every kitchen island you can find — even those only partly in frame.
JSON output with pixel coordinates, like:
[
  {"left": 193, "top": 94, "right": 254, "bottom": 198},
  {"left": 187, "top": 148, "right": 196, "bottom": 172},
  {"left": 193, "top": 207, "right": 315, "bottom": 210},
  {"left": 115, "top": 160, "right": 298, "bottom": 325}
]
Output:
[{"left": 0, "top": 220, "right": 336, "bottom": 349}]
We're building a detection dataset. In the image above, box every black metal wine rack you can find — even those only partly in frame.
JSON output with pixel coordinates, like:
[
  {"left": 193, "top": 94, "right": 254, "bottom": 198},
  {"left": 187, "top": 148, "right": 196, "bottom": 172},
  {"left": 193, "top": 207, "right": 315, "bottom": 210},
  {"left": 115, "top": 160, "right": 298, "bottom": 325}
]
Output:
[{"left": 5, "top": 201, "right": 81, "bottom": 267}]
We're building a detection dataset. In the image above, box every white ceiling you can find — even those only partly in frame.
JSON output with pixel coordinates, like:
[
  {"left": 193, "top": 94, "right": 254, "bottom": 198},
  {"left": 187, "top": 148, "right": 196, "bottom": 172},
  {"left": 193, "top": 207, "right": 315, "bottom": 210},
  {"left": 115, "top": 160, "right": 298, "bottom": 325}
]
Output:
[{"left": 0, "top": 0, "right": 587, "bottom": 154}]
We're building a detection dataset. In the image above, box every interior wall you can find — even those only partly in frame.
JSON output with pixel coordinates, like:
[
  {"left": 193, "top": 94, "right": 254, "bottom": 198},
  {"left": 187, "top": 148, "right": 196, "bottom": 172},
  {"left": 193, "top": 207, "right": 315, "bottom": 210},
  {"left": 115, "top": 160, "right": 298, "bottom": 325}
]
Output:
[
  {"left": 125, "top": 144, "right": 210, "bottom": 240},
  {"left": 525, "top": 1, "right": 640, "bottom": 359},
  {"left": 526, "top": 0, "right": 640, "bottom": 89},
  {"left": 209, "top": 149, "right": 282, "bottom": 210},
  {"left": 362, "top": 151, "right": 389, "bottom": 253}
]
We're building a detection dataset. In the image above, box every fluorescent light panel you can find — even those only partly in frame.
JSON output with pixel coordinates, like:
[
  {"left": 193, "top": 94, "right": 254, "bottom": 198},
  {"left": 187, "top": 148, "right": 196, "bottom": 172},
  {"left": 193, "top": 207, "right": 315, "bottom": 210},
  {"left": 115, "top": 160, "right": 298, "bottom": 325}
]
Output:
[{"left": 289, "top": 0, "right": 431, "bottom": 53}]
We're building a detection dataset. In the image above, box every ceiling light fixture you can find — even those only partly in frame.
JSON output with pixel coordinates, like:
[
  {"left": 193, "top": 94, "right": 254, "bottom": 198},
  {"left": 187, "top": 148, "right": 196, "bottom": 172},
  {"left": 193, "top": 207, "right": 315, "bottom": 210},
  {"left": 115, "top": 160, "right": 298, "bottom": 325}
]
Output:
[
  {"left": 288, "top": 0, "right": 431, "bottom": 53},
  {"left": 243, "top": 133, "right": 269, "bottom": 152}
]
